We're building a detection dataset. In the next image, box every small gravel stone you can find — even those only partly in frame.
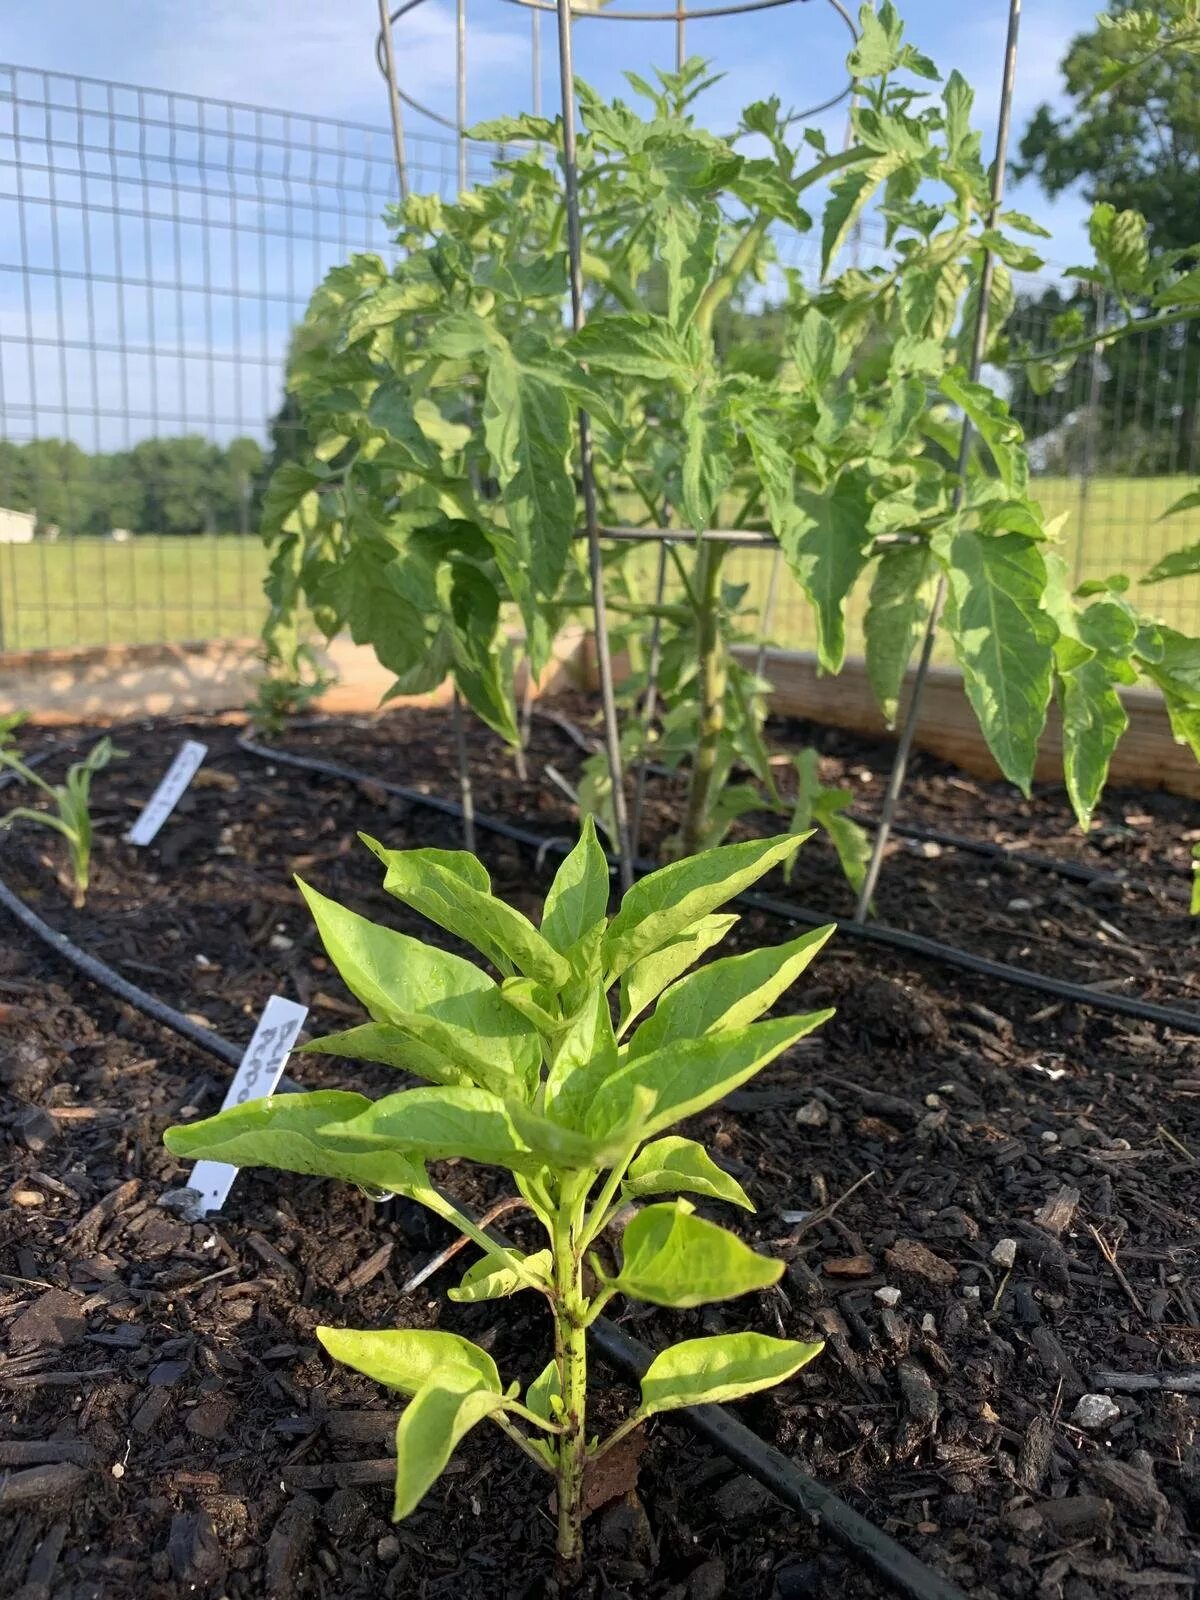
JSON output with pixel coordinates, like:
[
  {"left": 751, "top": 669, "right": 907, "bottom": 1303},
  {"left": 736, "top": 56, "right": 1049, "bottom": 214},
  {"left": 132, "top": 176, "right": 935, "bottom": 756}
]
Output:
[
  {"left": 990, "top": 1238, "right": 1018, "bottom": 1269},
  {"left": 794, "top": 1099, "right": 829, "bottom": 1128},
  {"left": 1071, "top": 1393, "right": 1122, "bottom": 1431},
  {"left": 14, "top": 1105, "right": 58, "bottom": 1153},
  {"left": 874, "top": 1286, "right": 901, "bottom": 1307}
]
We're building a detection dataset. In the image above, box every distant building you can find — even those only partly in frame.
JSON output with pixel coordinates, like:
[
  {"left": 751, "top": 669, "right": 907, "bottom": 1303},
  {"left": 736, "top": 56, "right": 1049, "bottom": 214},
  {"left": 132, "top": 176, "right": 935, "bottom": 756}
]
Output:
[{"left": 0, "top": 508, "right": 36, "bottom": 544}]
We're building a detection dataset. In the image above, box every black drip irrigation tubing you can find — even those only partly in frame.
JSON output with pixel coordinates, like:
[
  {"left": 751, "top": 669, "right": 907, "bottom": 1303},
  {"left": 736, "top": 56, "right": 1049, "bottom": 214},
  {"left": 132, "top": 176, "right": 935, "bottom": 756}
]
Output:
[
  {"left": 0, "top": 867, "right": 966, "bottom": 1600},
  {"left": 238, "top": 733, "right": 1200, "bottom": 1036},
  {"left": 532, "top": 708, "right": 1192, "bottom": 893},
  {"left": 844, "top": 810, "right": 1140, "bottom": 889},
  {"left": 0, "top": 874, "right": 240, "bottom": 1070}
]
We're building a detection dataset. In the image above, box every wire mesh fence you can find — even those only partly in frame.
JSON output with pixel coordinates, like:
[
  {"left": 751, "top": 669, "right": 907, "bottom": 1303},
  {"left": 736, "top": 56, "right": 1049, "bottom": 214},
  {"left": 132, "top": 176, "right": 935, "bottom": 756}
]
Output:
[
  {"left": 0, "top": 62, "right": 494, "bottom": 651},
  {"left": 1, "top": 60, "right": 1198, "bottom": 657}
]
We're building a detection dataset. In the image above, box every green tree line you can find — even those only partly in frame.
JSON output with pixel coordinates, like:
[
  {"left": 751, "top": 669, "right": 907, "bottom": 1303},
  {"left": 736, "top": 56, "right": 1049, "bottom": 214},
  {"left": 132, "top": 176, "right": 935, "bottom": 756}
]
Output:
[
  {"left": 0, "top": 434, "right": 273, "bottom": 537},
  {"left": 1006, "top": 0, "right": 1200, "bottom": 473}
]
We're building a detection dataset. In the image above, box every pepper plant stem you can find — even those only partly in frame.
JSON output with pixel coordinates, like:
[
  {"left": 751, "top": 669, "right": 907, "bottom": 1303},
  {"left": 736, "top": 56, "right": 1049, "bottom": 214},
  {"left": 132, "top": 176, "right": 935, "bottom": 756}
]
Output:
[{"left": 552, "top": 1187, "right": 590, "bottom": 1566}]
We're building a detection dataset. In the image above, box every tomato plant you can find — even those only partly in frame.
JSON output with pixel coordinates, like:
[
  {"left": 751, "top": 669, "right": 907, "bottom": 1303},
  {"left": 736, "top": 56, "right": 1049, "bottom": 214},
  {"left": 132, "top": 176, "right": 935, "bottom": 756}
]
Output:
[{"left": 260, "top": 2, "right": 1200, "bottom": 867}]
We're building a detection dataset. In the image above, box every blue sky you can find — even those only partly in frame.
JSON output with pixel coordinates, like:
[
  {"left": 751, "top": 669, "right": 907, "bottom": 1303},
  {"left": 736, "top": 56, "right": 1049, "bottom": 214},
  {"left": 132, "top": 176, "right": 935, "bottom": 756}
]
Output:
[
  {"left": 0, "top": 1, "right": 1105, "bottom": 450},
  {"left": 1, "top": 0, "right": 1102, "bottom": 245}
]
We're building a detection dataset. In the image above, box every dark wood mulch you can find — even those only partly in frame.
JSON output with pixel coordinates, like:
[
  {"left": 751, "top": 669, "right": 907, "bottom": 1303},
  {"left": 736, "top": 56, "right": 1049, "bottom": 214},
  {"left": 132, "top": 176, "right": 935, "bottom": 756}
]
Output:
[{"left": 1, "top": 700, "right": 1198, "bottom": 1600}]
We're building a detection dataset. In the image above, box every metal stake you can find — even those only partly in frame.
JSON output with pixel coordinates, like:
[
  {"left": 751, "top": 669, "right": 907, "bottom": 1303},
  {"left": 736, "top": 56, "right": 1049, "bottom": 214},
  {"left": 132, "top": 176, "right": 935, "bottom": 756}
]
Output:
[
  {"left": 554, "top": 0, "right": 635, "bottom": 890},
  {"left": 630, "top": 540, "right": 669, "bottom": 856},
  {"left": 854, "top": 0, "right": 1023, "bottom": 922},
  {"left": 450, "top": 688, "right": 478, "bottom": 853},
  {"left": 515, "top": 660, "right": 535, "bottom": 782},
  {"left": 375, "top": 0, "right": 409, "bottom": 200},
  {"left": 456, "top": 0, "right": 468, "bottom": 192},
  {"left": 1074, "top": 283, "right": 1106, "bottom": 588},
  {"left": 752, "top": 544, "right": 783, "bottom": 685},
  {"left": 532, "top": 8, "right": 542, "bottom": 118},
  {"left": 676, "top": 0, "right": 687, "bottom": 72},
  {"left": 378, "top": 0, "right": 477, "bottom": 852}
]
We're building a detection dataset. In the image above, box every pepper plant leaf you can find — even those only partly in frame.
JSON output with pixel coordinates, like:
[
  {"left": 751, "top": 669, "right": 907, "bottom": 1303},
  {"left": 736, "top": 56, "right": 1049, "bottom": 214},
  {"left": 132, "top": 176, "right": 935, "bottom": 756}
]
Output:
[
  {"left": 602, "top": 834, "right": 807, "bottom": 980},
  {"left": 163, "top": 1091, "right": 427, "bottom": 1196},
  {"left": 296, "top": 879, "right": 539, "bottom": 1086},
  {"left": 316, "top": 1327, "right": 502, "bottom": 1397},
  {"left": 609, "top": 1201, "right": 784, "bottom": 1307},
  {"left": 617, "top": 913, "right": 739, "bottom": 1033},
  {"left": 325, "top": 1085, "right": 540, "bottom": 1173},
  {"left": 583, "top": 1011, "right": 833, "bottom": 1144},
  {"left": 391, "top": 1377, "right": 508, "bottom": 1519},
  {"left": 362, "top": 837, "right": 572, "bottom": 988},
  {"left": 626, "top": 925, "right": 835, "bottom": 1057},
  {"left": 623, "top": 1136, "right": 754, "bottom": 1210},
  {"left": 540, "top": 815, "right": 611, "bottom": 956},
  {"left": 638, "top": 1332, "right": 824, "bottom": 1415},
  {"left": 296, "top": 1021, "right": 477, "bottom": 1090},
  {"left": 448, "top": 1248, "right": 553, "bottom": 1303}
]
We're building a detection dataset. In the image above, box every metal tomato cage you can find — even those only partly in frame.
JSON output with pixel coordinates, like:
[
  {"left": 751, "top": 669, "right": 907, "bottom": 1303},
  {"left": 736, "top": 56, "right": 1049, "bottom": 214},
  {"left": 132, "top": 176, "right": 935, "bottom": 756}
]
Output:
[{"left": 370, "top": 0, "right": 1024, "bottom": 912}]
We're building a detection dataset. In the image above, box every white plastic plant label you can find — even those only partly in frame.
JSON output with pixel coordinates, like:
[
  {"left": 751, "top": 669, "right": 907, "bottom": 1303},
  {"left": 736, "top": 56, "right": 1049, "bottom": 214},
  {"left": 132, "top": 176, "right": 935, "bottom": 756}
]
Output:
[
  {"left": 127, "top": 739, "right": 209, "bottom": 846},
  {"left": 187, "top": 995, "right": 309, "bottom": 1216}
]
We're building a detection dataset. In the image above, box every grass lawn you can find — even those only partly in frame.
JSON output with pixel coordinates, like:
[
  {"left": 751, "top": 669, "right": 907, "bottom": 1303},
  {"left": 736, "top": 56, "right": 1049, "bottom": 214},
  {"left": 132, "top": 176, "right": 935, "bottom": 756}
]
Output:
[
  {"left": 0, "top": 475, "right": 1196, "bottom": 654},
  {"left": 0, "top": 536, "right": 270, "bottom": 652},
  {"left": 715, "top": 473, "right": 1200, "bottom": 661}
]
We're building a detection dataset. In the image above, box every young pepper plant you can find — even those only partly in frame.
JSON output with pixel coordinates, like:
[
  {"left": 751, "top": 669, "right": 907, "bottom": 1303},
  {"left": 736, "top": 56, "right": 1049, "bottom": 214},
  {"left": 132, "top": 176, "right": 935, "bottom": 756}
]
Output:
[{"left": 164, "top": 821, "right": 832, "bottom": 1564}]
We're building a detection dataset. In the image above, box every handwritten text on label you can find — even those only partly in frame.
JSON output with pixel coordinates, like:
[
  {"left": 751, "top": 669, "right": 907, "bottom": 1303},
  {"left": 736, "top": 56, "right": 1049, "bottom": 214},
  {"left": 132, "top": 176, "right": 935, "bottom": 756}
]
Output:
[
  {"left": 127, "top": 739, "right": 209, "bottom": 846},
  {"left": 187, "top": 994, "right": 308, "bottom": 1216}
]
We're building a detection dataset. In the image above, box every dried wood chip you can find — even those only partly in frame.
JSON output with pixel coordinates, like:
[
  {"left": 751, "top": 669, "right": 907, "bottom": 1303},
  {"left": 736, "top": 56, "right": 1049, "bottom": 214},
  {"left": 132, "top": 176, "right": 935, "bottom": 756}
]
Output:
[
  {"left": 1016, "top": 1414, "right": 1054, "bottom": 1492},
  {"left": 581, "top": 1428, "right": 647, "bottom": 1518},
  {"left": 167, "top": 1511, "right": 225, "bottom": 1586},
  {"left": 0, "top": 1462, "right": 88, "bottom": 1511},
  {"left": 266, "top": 1494, "right": 317, "bottom": 1599},
  {"left": 896, "top": 1358, "right": 939, "bottom": 1428},
  {"left": 283, "top": 1459, "right": 397, "bottom": 1490},
  {"left": 335, "top": 1242, "right": 394, "bottom": 1295},
  {"left": 1033, "top": 1185, "right": 1080, "bottom": 1237},
  {"left": 823, "top": 1255, "right": 875, "bottom": 1278},
  {"left": 0, "top": 1440, "right": 96, "bottom": 1468},
  {"left": 8, "top": 1289, "right": 85, "bottom": 1350}
]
